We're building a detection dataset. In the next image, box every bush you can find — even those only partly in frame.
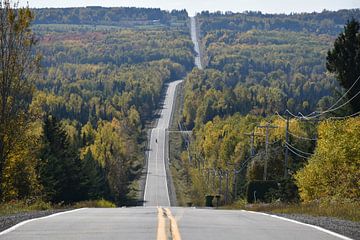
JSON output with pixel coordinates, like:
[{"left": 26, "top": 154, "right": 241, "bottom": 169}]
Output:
[
  {"left": 73, "top": 199, "right": 116, "bottom": 208},
  {"left": 246, "top": 180, "right": 278, "bottom": 203}
]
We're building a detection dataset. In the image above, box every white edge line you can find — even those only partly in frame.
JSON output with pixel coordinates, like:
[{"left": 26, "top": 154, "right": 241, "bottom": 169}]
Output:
[
  {"left": 241, "top": 210, "right": 353, "bottom": 240},
  {"left": 0, "top": 208, "right": 88, "bottom": 236},
  {"left": 143, "top": 128, "right": 153, "bottom": 207}
]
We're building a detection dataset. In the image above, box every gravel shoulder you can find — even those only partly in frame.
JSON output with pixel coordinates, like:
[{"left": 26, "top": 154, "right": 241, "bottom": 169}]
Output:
[
  {"left": 272, "top": 213, "right": 360, "bottom": 240},
  {"left": 0, "top": 209, "right": 70, "bottom": 233}
]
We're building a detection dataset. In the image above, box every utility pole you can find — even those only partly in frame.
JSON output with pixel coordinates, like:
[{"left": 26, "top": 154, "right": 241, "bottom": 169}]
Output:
[
  {"left": 225, "top": 170, "right": 229, "bottom": 204},
  {"left": 212, "top": 168, "right": 216, "bottom": 192},
  {"left": 233, "top": 168, "right": 238, "bottom": 200},
  {"left": 284, "top": 113, "right": 290, "bottom": 178},
  {"left": 244, "top": 131, "right": 261, "bottom": 157},
  {"left": 218, "top": 170, "right": 223, "bottom": 195},
  {"left": 257, "top": 123, "right": 278, "bottom": 180}
]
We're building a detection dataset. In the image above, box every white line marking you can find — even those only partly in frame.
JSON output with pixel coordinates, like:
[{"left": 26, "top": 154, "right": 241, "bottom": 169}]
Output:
[
  {"left": 155, "top": 129, "right": 159, "bottom": 205},
  {"left": 0, "top": 208, "right": 88, "bottom": 236},
  {"left": 242, "top": 210, "right": 353, "bottom": 240}
]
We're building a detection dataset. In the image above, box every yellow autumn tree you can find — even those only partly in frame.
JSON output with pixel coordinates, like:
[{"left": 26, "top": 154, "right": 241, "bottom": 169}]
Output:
[{"left": 295, "top": 117, "right": 360, "bottom": 202}]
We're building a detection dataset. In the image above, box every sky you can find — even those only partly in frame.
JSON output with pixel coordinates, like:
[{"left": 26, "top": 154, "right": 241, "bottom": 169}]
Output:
[{"left": 17, "top": 0, "right": 360, "bottom": 16}]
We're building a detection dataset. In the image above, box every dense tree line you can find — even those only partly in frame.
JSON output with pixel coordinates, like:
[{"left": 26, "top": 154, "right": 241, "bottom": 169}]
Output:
[
  {"left": 199, "top": 9, "right": 360, "bottom": 35},
  {"left": 33, "top": 7, "right": 188, "bottom": 27},
  {"left": 180, "top": 10, "right": 360, "bottom": 205},
  {"left": 1, "top": 4, "right": 194, "bottom": 205}
]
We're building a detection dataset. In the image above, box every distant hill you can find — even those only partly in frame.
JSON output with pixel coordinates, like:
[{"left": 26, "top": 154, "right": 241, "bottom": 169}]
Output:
[{"left": 32, "top": 7, "right": 189, "bottom": 28}]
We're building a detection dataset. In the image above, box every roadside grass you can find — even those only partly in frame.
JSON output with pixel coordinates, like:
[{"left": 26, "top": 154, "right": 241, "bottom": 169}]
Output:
[
  {"left": 0, "top": 199, "right": 52, "bottom": 216},
  {"left": 226, "top": 199, "right": 360, "bottom": 222},
  {"left": 0, "top": 198, "right": 117, "bottom": 216},
  {"left": 169, "top": 132, "right": 191, "bottom": 206},
  {"left": 168, "top": 82, "right": 192, "bottom": 206},
  {"left": 73, "top": 199, "right": 116, "bottom": 208}
]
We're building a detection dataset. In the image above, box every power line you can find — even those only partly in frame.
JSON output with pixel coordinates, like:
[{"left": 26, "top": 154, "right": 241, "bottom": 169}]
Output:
[
  {"left": 282, "top": 74, "right": 360, "bottom": 120},
  {"left": 304, "top": 74, "right": 360, "bottom": 117},
  {"left": 285, "top": 144, "right": 309, "bottom": 159},
  {"left": 285, "top": 142, "right": 313, "bottom": 156},
  {"left": 275, "top": 111, "right": 287, "bottom": 121},
  {"left": 328, "top": 110, "right": 360, "bottom": 120},
  {"left": 287, "top": 131, "right": 317, "bottom": 141},
  {"left": 304, "top": 89, "right": 360, "bottom": 119}
]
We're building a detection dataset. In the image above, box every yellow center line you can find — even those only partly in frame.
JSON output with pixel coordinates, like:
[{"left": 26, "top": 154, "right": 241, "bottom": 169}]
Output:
[
  {"left": 165, "top": 208, "right": 182, "bottom": 240},
  {"left": 157, "top": 207, "right": 167, "bottom": 240}
]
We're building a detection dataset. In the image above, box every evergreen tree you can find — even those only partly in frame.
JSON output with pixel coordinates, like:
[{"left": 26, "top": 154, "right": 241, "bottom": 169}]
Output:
[
  {"left": 81, "top": 150, "right": 106, "bottom": 200},
  {"left": 327, "top": 19, "right": 360, "bottom": 113},
  {"left": 39, "top": 115, "right": 83, "bottom": 203}
]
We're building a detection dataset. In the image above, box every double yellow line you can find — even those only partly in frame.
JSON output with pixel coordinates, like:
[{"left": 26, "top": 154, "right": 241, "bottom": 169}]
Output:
[{"left": 157, "top": 207, "right": 182, "bottom": 240}]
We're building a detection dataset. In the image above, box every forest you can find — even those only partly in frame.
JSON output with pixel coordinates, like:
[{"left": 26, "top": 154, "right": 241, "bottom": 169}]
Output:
[
  {"left": 0, "top": 5, "right": 193, "bottom": 206},
  {"left": 0, "top": 3, "right": 359, "bottom": 210},
  {"left": 178, "top": 10, "right": 360, "bottom": 205},
  {"left": 33, "top": 7, "right": 189, "bottom": 28}
]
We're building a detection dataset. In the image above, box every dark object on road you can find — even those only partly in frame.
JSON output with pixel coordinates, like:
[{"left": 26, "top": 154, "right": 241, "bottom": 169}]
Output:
[
  {"left": 156, "top": 139, "right": 157, "bottom": 143},
  {"left": 205, "top": 195, "right": 214, "bottom": 207}
]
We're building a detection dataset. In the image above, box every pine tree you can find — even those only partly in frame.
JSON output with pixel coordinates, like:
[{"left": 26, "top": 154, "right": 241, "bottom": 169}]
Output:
[
  {"left": 39, "top": 115, "right": 83, "bottom": 203},
  {"left": 327, "top": 19, "right": 360, "bottom": 113},
  {"left": 81, "top": 150, "right": 106, "bottom": 200}
]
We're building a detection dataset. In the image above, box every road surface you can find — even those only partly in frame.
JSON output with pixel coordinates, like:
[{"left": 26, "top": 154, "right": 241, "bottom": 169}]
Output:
[
  {"left": 0, "top": 207, "right": 351, "bottom": 240},
  {"left": 143, "top": 80, "right": 183, "bottom": 207},
  {"left": 190, "top": 16, "right": 203, "bottom": 69}
]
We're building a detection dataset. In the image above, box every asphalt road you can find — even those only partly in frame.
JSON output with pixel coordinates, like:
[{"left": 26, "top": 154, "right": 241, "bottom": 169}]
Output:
[
  {"left": 0, "top": 207, "right": 351, "bottom": 240},
  {"left": 143, "top": 80, "right": 183, "bottom": 207},
  {"left": 190, "top": 16, "right": 203, "bottom": 69}
]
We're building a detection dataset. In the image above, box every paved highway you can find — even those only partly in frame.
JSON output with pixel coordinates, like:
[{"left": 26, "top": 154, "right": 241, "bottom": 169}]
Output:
[
  {"left": 143, "top": 80, "right": 183, "bottom": 207},
  {"left": 190, "top": 16, "right": 203, "bottom": 69},
  {"left": 1, "top": 207, "right": 351, "bottom": 240}
]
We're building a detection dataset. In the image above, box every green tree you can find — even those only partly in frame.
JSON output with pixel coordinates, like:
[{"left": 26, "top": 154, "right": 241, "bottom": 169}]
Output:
[
  {"left": 81, "top": 149, "right": 106, "bottom": 200},
  {"left": 327, "top": 19, "right": 360, "bottom": 113},
  {"left": 0, "top": 1, "right": 39, "bottom": 198},
  {"left": 39, "top": 115, "right": 83, "bottom": 203}
]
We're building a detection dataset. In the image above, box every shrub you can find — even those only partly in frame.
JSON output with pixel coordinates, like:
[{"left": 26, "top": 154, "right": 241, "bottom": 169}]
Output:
[
  {"left": 74, "top": 199, "right": 116, "bottom": 208},
  {"left": 246, "top": 180, "right": 278, "bottom": 203}
]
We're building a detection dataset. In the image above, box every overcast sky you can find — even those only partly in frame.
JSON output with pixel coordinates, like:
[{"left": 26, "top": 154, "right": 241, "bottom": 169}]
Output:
[{"left": 17, "top": 0, "right": 360, "bottom": 16}]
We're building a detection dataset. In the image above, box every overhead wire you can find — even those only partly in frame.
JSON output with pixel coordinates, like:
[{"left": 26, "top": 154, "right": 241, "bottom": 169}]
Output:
[
  {"left": 285, "top": 144, "right": 309, "bottom": 159},
  {"left": 303, "top": 74, "right": 360, "bottom": 117},
  {"left": 285, "top": 142, "right": 313, "bottom": 156},
  {"left": 284, "top": 74, "right": 360, "bottom": 120},
  {"left": 287, "top": 131, "right": 317, "bottom": 141},
  {"left": 328, "top": 110, "right": 360, "bottom": 120}
]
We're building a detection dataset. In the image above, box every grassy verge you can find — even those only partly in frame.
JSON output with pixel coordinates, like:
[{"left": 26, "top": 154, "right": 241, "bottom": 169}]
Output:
[
  {"left": 168, "top": 82, "right": 192, "bottom": 206},
  {"left": 0, "top": 199, "right": 53, "bottom": 216},
  {"left": 226, "top": 199, "right": 360, "bottom": 222},
  {"left": 0, "top": 198, "right": 117, "bottom": 216},
  {"left": 73, "top": 199, "right": 116, "bottom": 208},
  {"left": 169, "top": 132, "right": 191, "bottom": 206}
]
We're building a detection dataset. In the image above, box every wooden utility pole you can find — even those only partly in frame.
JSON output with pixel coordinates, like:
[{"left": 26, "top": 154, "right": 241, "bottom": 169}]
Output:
[
  {"left": 244, "top": 131, "right": 262, "bottom": 157},
  {"left": 225, "top": 170, "right": 229, "bottom": 204},
  {"left": 257, "top": 123, "right": 278, "bottom": 180},
  {"left": 233, "top": 168, "right": 237, "bottom": 200},
  {"left": 284, "top": 114, "right": 290, "bottom": 178},
  {"left": 218, "top": 170, "right": 223, "bottom": 195}
]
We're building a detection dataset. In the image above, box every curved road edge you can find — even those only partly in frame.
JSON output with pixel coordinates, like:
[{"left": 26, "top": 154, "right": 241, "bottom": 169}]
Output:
[
  {"left": 0, "top": 208, "right": 88, "bottom": 236},
  {"left": 241, "top": 210, "right": 354, "bottom": 240}
]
